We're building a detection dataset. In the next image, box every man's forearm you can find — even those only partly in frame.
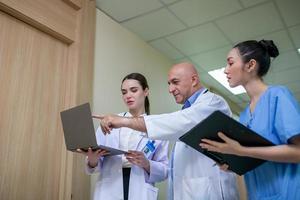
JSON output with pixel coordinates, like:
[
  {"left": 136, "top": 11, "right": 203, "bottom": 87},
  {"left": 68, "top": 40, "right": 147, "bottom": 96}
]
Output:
[{"left": 122, "top": 116, "right": 147, "bottom": 133}]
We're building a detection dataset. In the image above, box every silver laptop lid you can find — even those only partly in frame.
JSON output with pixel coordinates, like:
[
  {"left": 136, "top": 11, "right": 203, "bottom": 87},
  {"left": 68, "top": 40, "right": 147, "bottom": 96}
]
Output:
[{"left": 60, "top": 103, "right": 97, "bottom": 151}]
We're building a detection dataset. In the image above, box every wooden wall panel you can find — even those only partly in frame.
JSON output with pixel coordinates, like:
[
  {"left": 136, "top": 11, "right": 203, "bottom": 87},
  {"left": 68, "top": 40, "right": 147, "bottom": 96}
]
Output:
[
  {"left": 62, "top": 0, "right": 83, "bottom": 10},
  {"left": 0, "top": 0, "right": 96, "bottom": 199},
  {"left": 0, "top": 0, "right": 77, "bottom": 43},
  {"left": 0, "top": 10, "right": 74, "bottom": 199},
  {"left": 67, "top": 0, "right": 96, "bottom": 199}
]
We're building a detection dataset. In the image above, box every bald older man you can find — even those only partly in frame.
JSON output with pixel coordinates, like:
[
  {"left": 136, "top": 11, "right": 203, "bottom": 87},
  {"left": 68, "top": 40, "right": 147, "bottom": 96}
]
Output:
[{"left": 96, "top": 63, "right": 239, "bottom": 200}]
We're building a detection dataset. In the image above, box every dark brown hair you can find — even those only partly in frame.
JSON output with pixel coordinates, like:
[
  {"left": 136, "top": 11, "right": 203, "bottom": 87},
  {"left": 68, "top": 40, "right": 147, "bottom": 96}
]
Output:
[{"left": 122, "top": 73, "right": 150, "bottom": 115}]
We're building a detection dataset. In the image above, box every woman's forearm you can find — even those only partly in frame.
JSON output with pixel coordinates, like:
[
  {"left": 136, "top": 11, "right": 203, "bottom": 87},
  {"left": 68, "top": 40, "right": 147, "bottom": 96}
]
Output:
[{"left": 240, "top": 144, "right": 300, "bottom": 163}]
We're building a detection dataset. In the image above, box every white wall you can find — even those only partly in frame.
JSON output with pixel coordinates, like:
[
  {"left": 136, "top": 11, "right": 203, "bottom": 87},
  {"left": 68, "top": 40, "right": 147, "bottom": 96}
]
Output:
[{"left": 92, "top": 9, "right": 180, "bottom": 200}]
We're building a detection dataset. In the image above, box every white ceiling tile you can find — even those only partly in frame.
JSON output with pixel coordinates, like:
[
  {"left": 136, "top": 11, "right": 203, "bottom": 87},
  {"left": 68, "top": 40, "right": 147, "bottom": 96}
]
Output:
[
  {"left": 276, "top": 0, "right": 300, "bottom": 27},
  {"left": 190, "top": 45, "right": 232, "bottom": 71},
  {"left": 161, "top": 0, "right": 179, "bottom": 4},
  {"left": 285, "top": 81, "right": 300, "bottom": 94},
  {"left": 272, "top": 66, "right": 300, "bottom": 84},
  {"left": 166, "top": 23, "right": 230, "bottom": 55},
  {"left": 96, "top": 0, "right": 163, "bottom": 22},
  {"left": 216, "top": 2, "right": 284, "bottom": 42},
  {"left": 264, "top": 71, "right": 275, "bottom": 84},
  {"left": 294, "top": 91, "right": 300, "bottom": 102},
  {"left": 168, "top": 0, "right": 242, "bottom": 26},
  {"left": 289, "top": 25, "right": 300, "bottom": 48},
  {"left": 122, "top": 9, "right": 185, "bottom": 41},
  {"left": 255, "top": 30, "right": 294, "bottom": 53},
  {"left": 173, "top": 57, "right": 192, "bottom": 63},
  {"left": 96, "top": 0, "right": 300, "bottom": 110},
  {"left": 240, "top": 0, "right": 268, "bottom": 7},
  {"left": 195, "top": 65, "right": 207, "bottom": 73},
  {"left": 149, "top": 39, "right": 184, "bottom": 59},
  {"left": 271, "top": 51, "right": 300, "bottom": 72}
]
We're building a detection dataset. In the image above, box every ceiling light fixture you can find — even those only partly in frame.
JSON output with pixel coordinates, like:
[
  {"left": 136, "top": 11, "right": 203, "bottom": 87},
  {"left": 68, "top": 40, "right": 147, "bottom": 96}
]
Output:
[{"left": 208, "top": 67, "right": 246, "bottom": 95}]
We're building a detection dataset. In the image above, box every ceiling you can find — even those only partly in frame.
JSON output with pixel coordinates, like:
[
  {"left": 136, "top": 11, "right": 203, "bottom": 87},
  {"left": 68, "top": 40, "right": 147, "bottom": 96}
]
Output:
[{"left": 96, "top": 0, "right": 300, "bottom": 110}]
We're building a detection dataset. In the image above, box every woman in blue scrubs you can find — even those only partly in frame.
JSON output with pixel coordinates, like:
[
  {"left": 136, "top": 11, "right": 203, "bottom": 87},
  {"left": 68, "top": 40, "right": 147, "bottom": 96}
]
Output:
[{"left": 200, "top": 40, "right": 300, "bottom": 200}]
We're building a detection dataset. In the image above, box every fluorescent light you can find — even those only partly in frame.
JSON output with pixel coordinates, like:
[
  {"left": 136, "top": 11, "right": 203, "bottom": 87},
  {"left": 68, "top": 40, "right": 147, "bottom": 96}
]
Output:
[
  {"left": 208, "top": 67, "right": 246, "bottom": 95},
  {"left": 298, "top": 48, "right": 300, "bottom": 54}
]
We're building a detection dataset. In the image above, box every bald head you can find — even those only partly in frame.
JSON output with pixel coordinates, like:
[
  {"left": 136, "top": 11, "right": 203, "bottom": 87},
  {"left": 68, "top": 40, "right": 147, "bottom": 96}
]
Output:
[
  {"left": 169, "top": 62, "right": 199, "bottom": 78},
  {"left": 168, "top": 62, "right": 202, "bottom": 104}
]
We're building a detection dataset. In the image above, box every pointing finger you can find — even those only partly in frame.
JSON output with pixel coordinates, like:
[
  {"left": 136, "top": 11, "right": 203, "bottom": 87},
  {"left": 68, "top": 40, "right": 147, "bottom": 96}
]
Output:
[{"left": 92, "top": 114, "right": 104, "bottom": 119}]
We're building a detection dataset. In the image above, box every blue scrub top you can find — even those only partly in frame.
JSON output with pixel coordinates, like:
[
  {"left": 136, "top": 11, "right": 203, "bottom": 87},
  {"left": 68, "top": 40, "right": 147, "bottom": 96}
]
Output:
[{"left": 239, "top": 86, "right": 300, "bottom": 200}]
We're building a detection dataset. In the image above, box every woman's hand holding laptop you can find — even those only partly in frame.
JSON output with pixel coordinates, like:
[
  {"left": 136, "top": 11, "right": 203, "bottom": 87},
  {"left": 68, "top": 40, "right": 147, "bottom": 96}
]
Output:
[{"left": 77, "top": 147, "right": 110, "bottom": 168}]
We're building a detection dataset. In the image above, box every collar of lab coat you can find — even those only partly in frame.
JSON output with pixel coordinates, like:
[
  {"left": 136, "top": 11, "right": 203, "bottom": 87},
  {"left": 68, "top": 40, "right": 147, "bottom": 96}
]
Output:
[{"left": 123, "top": 112, "right": 146, "bottom": 117}]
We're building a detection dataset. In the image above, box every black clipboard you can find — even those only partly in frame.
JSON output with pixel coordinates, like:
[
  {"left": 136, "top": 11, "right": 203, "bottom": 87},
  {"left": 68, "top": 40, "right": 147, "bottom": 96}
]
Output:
[{"left": 179, "top": 110, "right": 274, "bottom": 175}]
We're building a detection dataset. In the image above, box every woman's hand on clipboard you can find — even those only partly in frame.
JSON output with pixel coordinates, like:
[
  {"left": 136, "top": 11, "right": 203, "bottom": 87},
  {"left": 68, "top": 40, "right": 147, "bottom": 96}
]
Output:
[{"left": 199, "top": 132, "right": 244, "bottom": 156}]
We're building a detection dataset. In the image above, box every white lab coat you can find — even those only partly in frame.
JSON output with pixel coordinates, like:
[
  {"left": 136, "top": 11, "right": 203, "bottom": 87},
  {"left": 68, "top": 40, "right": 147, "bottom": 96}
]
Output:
[
  {"left": 86, "top": 113, "right": 169, "bottom": 200},
  {"left": 144, "top": 91, "right": 239, "bottom": 200}
]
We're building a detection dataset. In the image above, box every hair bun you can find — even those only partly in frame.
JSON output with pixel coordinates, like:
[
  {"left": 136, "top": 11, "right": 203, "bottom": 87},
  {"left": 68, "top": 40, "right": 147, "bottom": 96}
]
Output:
[{"left": 258, "top": 40, "right": 279, "bottom": 58}]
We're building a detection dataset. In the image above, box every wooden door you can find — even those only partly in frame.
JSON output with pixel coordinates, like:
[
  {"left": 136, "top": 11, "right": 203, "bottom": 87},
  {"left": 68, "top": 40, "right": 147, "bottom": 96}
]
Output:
[{"left": 0, "top": 0, "right": 95, "bottom": 199}]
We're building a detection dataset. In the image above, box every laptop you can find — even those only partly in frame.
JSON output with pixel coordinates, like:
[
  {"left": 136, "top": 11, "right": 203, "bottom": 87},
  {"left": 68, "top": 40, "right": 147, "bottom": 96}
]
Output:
[
  {"left": 179, "top": 110, "right": 274, "bottom": 175},
  {"left": 60, "top": 103, "right": 127, "bottom": 156}
]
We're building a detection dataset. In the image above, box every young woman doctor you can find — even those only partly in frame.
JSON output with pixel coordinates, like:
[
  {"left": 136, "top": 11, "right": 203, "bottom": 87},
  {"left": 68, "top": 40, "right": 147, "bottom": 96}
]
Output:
[
  {"left": 200, "top": 40, "right": 300, "bottom": 200},
  {"left": 79, "top": 73, "right": 169, "bottom": 200}
]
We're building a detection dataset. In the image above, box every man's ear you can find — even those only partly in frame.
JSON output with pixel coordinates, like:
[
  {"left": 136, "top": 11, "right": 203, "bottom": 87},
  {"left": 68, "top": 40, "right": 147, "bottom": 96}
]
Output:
[
  {"left": 191, "top": 74, "right": 199, "bottom": 87},
  {"left": 246, "top": 59, "right": 257, "bottom": 73}
]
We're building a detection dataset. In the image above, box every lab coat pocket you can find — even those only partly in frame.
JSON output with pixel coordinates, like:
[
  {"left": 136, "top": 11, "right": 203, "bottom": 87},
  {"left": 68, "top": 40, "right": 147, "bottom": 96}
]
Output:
[
  {"left": 145, "top": 183, "right": 159, "bottom": 200},
  {"left": 182, "top": 177, "right": 219, "bottom": 200}
]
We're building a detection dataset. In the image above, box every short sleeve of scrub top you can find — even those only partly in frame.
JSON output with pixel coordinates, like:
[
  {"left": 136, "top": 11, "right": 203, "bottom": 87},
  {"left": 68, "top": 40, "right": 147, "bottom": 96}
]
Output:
[{"left": 272, "top": 86, "right": 300, "bottom": 143}]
